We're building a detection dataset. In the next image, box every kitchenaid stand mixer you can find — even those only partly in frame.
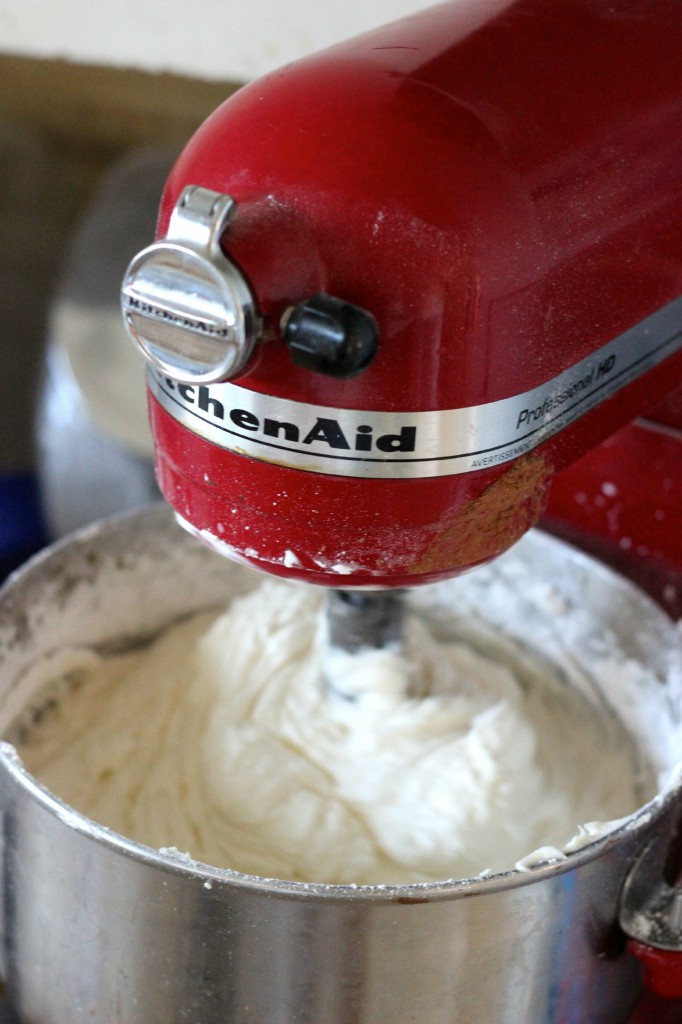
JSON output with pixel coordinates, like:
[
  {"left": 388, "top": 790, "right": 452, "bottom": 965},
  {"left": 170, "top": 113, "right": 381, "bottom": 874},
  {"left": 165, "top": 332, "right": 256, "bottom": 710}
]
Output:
[
  {"left": 2, "top": 2, "right": 681, "bottom": 1023},
  {"left": 122, "top": 0, "right": 682, "bottom": 659}
]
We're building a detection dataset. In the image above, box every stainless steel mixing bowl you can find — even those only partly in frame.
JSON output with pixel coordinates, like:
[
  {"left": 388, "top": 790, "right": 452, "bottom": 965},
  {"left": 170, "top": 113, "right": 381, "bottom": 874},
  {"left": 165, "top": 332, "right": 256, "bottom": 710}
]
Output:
[{"left": 0, "top": 506, "right": 680, "bottom": 1024}]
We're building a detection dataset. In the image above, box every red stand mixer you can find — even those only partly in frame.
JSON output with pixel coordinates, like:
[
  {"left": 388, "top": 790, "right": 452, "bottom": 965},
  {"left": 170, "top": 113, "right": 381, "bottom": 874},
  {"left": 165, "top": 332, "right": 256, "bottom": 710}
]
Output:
[{"left": 120, "top": 0, "right": 682, "bottom": 1018}]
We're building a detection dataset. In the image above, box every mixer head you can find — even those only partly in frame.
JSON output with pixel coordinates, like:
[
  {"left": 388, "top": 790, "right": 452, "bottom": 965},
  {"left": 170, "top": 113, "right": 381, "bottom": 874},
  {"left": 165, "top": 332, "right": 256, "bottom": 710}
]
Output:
[{"left": 121, "top": 0, "right": 682, "bottom": 604}]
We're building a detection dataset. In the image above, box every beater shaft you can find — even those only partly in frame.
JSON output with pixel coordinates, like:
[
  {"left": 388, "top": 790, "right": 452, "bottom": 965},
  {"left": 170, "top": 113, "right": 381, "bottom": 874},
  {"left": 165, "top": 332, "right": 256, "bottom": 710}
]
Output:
[{"left": 325, "top": 590, "right": 404, "bottom": 654}]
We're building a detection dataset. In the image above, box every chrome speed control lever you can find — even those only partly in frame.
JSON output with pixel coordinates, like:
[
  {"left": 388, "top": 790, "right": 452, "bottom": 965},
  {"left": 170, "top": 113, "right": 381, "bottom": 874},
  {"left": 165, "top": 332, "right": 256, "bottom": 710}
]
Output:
[{"left": 121, "top": 186, "right": 261, "bottom": 385}]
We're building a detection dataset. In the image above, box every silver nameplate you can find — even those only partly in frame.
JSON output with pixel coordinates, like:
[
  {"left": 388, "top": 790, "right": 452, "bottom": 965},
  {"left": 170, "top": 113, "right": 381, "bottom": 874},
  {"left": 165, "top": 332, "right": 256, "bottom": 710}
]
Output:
[{"left": 148, "top": 296, "right": 682, "bottom": 479}]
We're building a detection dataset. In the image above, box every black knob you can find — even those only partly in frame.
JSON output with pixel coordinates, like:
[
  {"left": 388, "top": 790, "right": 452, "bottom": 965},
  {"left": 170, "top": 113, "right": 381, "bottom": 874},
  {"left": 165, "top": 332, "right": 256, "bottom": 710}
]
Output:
[{"left": 283, "top": 293, "right": 379, "bottom": 378}]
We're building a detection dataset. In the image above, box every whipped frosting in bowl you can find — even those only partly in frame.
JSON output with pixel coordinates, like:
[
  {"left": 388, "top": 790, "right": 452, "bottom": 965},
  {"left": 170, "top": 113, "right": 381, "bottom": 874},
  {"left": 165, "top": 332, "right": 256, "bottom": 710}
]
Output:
[{"left": 9, "top": 561, "right": 660, "bottom": 886}]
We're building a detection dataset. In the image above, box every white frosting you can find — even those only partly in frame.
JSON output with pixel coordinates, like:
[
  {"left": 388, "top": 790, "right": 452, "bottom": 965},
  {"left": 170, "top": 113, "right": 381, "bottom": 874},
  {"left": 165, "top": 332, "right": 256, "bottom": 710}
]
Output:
[{"left": 13, "top": 580, "right": 646, "bottom": 885}]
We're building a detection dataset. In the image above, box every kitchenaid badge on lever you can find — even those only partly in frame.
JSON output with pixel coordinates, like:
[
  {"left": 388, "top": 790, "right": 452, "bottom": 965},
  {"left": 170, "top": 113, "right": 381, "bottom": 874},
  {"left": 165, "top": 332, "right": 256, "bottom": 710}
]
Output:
[{"left": 121, "top": 186, "right": 261, "bottom": 384}]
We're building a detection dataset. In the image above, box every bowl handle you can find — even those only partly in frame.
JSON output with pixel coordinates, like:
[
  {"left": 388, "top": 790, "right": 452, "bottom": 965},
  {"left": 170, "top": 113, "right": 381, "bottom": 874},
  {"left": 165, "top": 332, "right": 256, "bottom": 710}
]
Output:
[{"left": 619, "top": 823, "right": 682, "bottom": 998}]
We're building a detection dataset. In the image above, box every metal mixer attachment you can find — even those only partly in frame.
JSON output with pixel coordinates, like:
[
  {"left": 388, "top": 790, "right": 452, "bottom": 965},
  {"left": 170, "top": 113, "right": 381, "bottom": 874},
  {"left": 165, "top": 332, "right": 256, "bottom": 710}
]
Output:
[{"left": 323, "top": 589, "right": 406, "bottom": 700}]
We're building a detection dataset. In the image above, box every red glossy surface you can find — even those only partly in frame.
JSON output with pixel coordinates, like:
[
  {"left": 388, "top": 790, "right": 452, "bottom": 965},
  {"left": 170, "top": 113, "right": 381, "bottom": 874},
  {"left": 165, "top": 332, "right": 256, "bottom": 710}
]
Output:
[
  {"left": 149, "top": 0, "right": 682, "bottom": 584},
  {"left": 628, "top": 943, "right": 682, "bottom": 1001},
  {"left": 543, "top": 417, "right": 682, "bottom": 618}
]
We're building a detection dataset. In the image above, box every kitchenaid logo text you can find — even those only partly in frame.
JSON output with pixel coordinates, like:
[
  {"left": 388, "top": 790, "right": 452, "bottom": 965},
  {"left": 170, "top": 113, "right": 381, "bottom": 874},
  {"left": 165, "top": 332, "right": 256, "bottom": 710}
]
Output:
[
  {"left": 123, "top": 294, "right": 231, "bottom": 338},
  {"left": 147, "top": 296, "right": 682, "bottom": 480},
  {"left": 161, "top": 377, "right": 417, "bottom": 453}
]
